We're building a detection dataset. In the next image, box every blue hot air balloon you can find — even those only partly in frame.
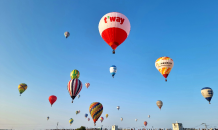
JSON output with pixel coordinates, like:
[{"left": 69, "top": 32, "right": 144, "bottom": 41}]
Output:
[
  {"left": 110, "top": 65, "right": 117, "bottom": 78},
  {"left": 201, "top": 87, "right": 213, "bottom": 104},
  {"left": 85, "top": 113, "right": 88, "bottom": 118}
]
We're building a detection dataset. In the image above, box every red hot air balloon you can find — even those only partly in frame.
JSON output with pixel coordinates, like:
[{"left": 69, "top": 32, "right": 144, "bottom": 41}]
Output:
[
  {"left": 49, "top": 95, "right": 57, "bottom": 107},
  {"left": 144, "top": 121, "right": 147, "bottom": 126},
  {"left": 98, "top": 12, "right": 131, "bottom": 54}
]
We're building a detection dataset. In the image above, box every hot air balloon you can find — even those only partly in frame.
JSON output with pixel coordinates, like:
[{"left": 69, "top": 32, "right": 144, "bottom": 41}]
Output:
[
  {"left": 148, "top": 115, "right": 150, "bottom": 118},
  {"left": 144, "top": 121, "right": 147, "bottom": 126},
  {"left": 156, "top": 100, "right": 163, "bottom": 110},
  {"left": 117, "top": 106, "right": 120, "bottom": 110},
  {"left": 78, "top": 95, "right": 80, "bottom": 98},
  {"left": 100, "top": 117, "right": 104, "bottom": 123},
  {"left": 76, "top": 111, "right": 79, "bottom": 115},
  {"left": 201, "top": 87, "right": 213, "bottom": 104},
  {"left": 88, "top": 118, "right": 90, "bottom": 121},
  {"left": 49, "top": 95, "right": 57, "bottom": 107},
  {"left": 78, "top": 110, "right": 80, "bottom": 113},
  {"left": 70, "top": 69, "right": 80, "bottom": 79},
  {"left": 64, "top": 32, "right": 70, "bottom": 38},
  {"left": 120, "top": 117, "right": 123, "bottom": 121},
  {"left": 85, "top": 83, "right": 90, "bottom": 88},
  {"left": 110, "top": 65, "right": 117, "bottom": 78},
  {"left": 98, "top": 12, "right": 131, "bottom": 54},
  {"left": 18, "top": 83, "right": 27, "bottom": 96},
  {"left": 89, "top": 102, "right": 103, "bottom": 126},
  {"left": 47, "top": 117, "right": 49, "bottom": 121},
  {"left": 85, "top": 114, "right": 88, "bottom": 118},
  {"left": 69, "top": 118, "right": 73, "bottom": 125},
  {"left": 67, "top": 79, "right": 82, "bottom": 103},
  {"left": 155, "top": 56, "right": 174, "bottom": 82},
  {"left": 106, "top": 114, "right": 108, "bottom": 118},
  {"left": 135, "top": 119, "right": 138, "bottom": 122}
]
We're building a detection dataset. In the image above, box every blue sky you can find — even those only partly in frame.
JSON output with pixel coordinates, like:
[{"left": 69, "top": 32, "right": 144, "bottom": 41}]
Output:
[{"left": 0, "top": 0, "right": 218, "bottom": 130}]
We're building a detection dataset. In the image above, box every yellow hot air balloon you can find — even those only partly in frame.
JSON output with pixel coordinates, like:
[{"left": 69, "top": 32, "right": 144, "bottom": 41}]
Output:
[
  {"left": 70, "top": 69, "right": 80, "bottom": 79},
  {"left": 155, "top": 56, "right": 174, "bottom": 82},
  {"left": 18, "top": 83, "right": 27, "bottom": 96},
  {"left": 69, "top": 118, "right": 73, "bottom": 125},
  {"left": 106, "top": 114, "right": 108, "bottom": 118}
]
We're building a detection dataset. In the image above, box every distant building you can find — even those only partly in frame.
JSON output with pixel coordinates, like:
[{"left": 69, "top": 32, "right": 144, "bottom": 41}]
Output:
[
  {"left": 172, "top": 121, "right": 183, "bottom": 130},
  {"left": 112, "top": 125, "right": 118, "bottom": 130}
]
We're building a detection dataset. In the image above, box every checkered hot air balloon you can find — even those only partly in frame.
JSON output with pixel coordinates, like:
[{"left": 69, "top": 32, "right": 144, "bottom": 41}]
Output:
[
  {"left": 89, "top": 102, "right": 103, "bottom": 126},
  {"left": 155, "top": 56, "right": 174, "bottom": 82},
  {"left": 67, "top": 79, "right": 82, "bottom": 103}
]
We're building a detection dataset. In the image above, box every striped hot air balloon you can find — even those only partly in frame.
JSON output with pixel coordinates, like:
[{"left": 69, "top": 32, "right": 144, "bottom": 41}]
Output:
[
  {"left": 85, "top": 83, "right": 90, "bottom": 88},
  {"left": 201, "top": 87, "right": 213, "bottom": 104},
  {"left": 155, "top": 56, "right": 174, "bottom": 82},
  {"left": 67, "top": 79, "right": 82, "bottom": 103},
  {"left": 89, "top": 102, "right": 103, "bottom": 126},
  {"left": 18, "top": 83, "right": 27, "bottom": 96},
  {"left": 98, "top": 12, "right": 131, "bottom": 54},
  {"left": 100, "top": 117, "right": 104, "bottom": 123},
  {"left": 70, "top": 69, "right": 80, "bottom": 79}
]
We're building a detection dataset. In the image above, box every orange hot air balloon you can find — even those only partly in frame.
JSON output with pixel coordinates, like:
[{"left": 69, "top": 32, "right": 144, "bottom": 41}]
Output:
[
  {"left": 144, "top": 121, "right": 147, "bottom": 126},
  {"left": 98, "top": 12, "right": 131, "bottom": 54},
  {"left": 49, "top": 95, "right": 57, "bottom": 107}
]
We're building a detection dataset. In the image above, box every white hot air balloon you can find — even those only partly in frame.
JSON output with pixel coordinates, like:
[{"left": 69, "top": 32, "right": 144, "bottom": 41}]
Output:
[
  {"left": 110, "top": 65, "right": 117, "bottom": 78},
  {"left": 117, "top": 106, "right": 120, "bottom": 110},
  {"left": 156, "top": 100, "right": 163, "bottom": 110},
  {"left": 201, "top": 87, "right": 213, "bottom": 104},
  {"left": 77, "top": 95, "right": 80, "bottom": 98},
  {"left": 148, "top": 115, "right": 150, "bottom": 118},
  {"left": 135, "top": 119, "right": 138, "bottom": 122},
  {"left": 120, "top": 117, "right": 123, "bottom": 121}
]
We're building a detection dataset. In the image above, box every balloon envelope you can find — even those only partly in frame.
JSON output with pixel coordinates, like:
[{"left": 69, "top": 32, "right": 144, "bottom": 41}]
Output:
[
  {"left": 155, "top": 56, "right": 174, "bottom": 81},
  {"left": 49, "top": 95, "right": 57, "bottom": 106},
  {"left": 64, "top": 32, "right": 70, "bottom": 38},
  {"left": 85, "top": 83, "right": 90, "bottom": 88},
  {"left": 110, "top": 65, "right": 117, "bottom": 77},
  {"left": 67, "top": 79, "right": 82, "bottom": 102},
  {"left": 98, "top": 12, "right": 131, "bottom": 52},
  {"left": 201, "top": 87, "right": 213, "bottom": 104},
  {"left": 70, "top": 69, "right": 80, "bottom": 79},
  {"left": 144, "top": 121, "right": 148, "bottom": 126},
  {"left": 18, "top": 83, "right": 27, "bottom": 96},
  {"left": 89, "top": 102, "right": 103, "bottom": 124},
  {"left": 156, "top": 100, "right": 163, "bottom": 109}
]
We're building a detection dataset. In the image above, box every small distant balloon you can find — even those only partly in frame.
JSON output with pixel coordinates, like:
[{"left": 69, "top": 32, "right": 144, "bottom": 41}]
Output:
[
  {"left": 69, "top": 118, "right": 73, "bottom": 125},
  {"left": 18, "top": 83, "right": 27, "bottom": 96},
  {"left": 120, "top": 117, "right": 123, "bottom": 121},
  {"left": 156, "top": 100, "right": 163, "bottom": 110},
  {"left": 64, "top": 32, "right": 70, "bottom": 38},
  {"left": 117, "top": 106, "right": 120, "bottom": 110},
  {"left": 85, "top": 114, "right": 88, "bottom": 118},
  {"left": 106, "top": 114, "right": 108, "bottom": 118},
  {"left": 85, "top": 83, "right": 90, "bottom": 88},
  {"left": 49, "top": 95, "right": 57, "bottom": 107},
  {"left": 201, "top": 87, "right": 213, "bottom": 104},
  {"left": 110, "top": 65, "right": 117, "bottom": 78}
]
